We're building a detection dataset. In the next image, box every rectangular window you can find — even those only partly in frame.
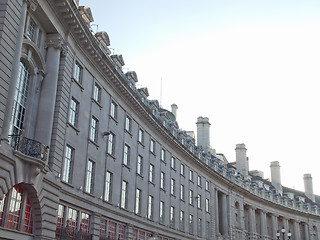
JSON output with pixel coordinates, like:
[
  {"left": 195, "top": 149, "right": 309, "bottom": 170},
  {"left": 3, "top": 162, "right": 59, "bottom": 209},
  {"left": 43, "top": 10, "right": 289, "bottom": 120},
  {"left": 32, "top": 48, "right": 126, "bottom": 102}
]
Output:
[
  {"left": 161, "top": 148, "right": 166, "bottom": 162},
  {"left": 170, "top": 156, "right": 176, "bottom": 169},
  {"left": 69, "top": 98, "right": 79, "bottom": 127},
  {"left": 56, "top": 204, "right": 65, "bottom": 239},
  {"left": 93, "top": 83, "right": 101, "bottom": 103},
  {"left": 180, "top": 210, "right": 185, "bottom": 231},
  {"left": 198, "top": 218, "right": 202, "bottom": 236},
  {"left": 104, "top": 171, "right": 112, "bottom": 202},
  {"left": 137, "top": 155, "right": 143, "bottom": 175},
  {"left": 189, "top": 190, "right": 193, "bottom": 205},
  {"left": 80, "top": 212, "right": 90, "bottom": 235},
  {"left": 90, "top": 116, "right": 99, "bottom": 143},
  {"left": 170, "top": 206, "right": 175, "bottom": 228},
  {"left": 205, "top": 180, "right": 209, "bottom": 191},
  {"left": 150, "top": 139, "right": 155, "bottom": 153},
  {"left": 180, "top": 164, "right": 185, "bottom": 176},
  {"left": 110, "top": 101, "right": 117, "bottom": 119},
  {"left": 197, "top": 176, "right": 202, "bottom": 186},
  {"left": 189, "top": 170, "right": 194, "bottom": 181},
  {"left": 62, "top": 145, "right": 73, "bottom": 183},
  {"left": 159, "top": 201, "right": 165, "bottom": 224},
  {"left": 85, "top": 160, "right": 95, "bottom": 194},
  {"left": 189, "top": 214, "right": 193, "bottom": 234},
  {"left": 160, "top": 172, "right": 165, "bottom": 189},
  {"left": 107, "top": 132, "right": 115, "bottom": 155},
  {"left": 121, "top": 180, "right": 128, "bottom": 209},
  {"left": 125, "top": 116, "right": 131, "bottom": 132},
  {"left": 135, "top": 189, "right": 142, "bottom": 215},
  {"left": 205, "top": 198, "right": 209, "bottom": 212},
  {"left": 67, "top": 207, "right": 78, "bottom": 231},
  {"left": 170, "top": 178, "right": 175, "bottom": 195},
  {"left": 74, "top": 61, "right": 82, "bottom": 83},
  {"left": 180, "top": 184, "right": 185, "bottom": 201},
  {"left": 148, "top": 195, "right": 153, "bottom": 220},
  {"left": 123, "top": 144, "right": 130, "bottom": 166},
  {"left": 149, "top": 164, "right": 155, "bottom": 183},
  {"left": 197, "top": 194, "right": 201, "bottom": 208},
  {"left": 27, "top": 18, "right": 36, "bottom": 41},
  {"left": 138, "top": 128, "right": 144, "bottom": 144}
]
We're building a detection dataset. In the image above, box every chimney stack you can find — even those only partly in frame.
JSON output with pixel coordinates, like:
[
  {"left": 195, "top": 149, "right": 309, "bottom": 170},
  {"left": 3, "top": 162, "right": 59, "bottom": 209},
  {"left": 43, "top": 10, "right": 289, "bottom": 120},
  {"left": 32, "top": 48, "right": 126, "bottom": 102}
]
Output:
[
  {"left": 171, "top": 104, "right": 178, "bottom": 121},
  {"left": 235, "top": 143, "right": 248, "bottom": 176},
  {"left": 196, "top": 117, "right": 210, "bottom": 152},
  {"left": 270, "top": 161, "right": 282, "bottom": 192},
  {"left": 304, "top": 173, "right": 315, "bottom": 202}
]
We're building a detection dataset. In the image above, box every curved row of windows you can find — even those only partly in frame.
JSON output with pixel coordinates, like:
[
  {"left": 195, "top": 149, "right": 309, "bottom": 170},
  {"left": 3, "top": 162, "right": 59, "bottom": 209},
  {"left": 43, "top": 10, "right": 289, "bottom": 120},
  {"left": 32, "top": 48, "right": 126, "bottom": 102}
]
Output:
[{"left": 0, "top": 185, "right": 33, "bottom": 234}]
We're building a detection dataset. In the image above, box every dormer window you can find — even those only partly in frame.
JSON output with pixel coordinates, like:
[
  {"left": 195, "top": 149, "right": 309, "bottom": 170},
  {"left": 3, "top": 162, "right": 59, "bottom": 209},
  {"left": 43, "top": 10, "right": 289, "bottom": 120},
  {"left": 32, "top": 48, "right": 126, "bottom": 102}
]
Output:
[{"left": 152, "top": 108, "right": 156, "bottom": 116}]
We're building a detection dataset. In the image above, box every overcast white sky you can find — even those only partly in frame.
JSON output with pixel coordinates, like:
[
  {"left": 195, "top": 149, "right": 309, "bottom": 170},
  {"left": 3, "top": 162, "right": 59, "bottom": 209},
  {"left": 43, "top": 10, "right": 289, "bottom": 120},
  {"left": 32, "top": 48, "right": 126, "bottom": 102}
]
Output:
[{"left": 80, "top": 0, "right": 320, "bottom": 195}]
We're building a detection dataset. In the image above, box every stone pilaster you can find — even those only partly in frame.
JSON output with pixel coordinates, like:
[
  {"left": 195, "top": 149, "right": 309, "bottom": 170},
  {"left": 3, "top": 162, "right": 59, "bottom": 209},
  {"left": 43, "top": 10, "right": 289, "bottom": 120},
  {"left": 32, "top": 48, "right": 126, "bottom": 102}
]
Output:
[
  {"left": 271, "top": 215, "right": 278, "bottom": 239},
  {"left": 222, "top": 193, "right": 228, "bottom": 236},
  {"left": 260, "top": 211, "right": 267, "bottom": 237},
  {"left": 294, "top": 221, "right": 301, "bottom": 240},
  {"left": 35, "top": 33, "right": 64, "bottom": 147}
]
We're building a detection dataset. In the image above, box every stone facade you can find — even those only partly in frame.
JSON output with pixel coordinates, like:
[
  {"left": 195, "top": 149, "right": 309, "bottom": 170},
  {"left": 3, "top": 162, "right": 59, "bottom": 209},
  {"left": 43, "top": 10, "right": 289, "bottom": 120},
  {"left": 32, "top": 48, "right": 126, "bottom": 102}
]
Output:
[{"left": 0, "top": 0, "right": 319, "bottom": 240}]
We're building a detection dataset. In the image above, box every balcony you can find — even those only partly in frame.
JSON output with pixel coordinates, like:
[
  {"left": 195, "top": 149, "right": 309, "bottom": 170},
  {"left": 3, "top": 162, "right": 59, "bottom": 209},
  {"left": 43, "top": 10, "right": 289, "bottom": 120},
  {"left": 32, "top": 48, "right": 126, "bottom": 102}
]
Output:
[{"left": 9, "top": 135, "right": 49, "bottom": 163}]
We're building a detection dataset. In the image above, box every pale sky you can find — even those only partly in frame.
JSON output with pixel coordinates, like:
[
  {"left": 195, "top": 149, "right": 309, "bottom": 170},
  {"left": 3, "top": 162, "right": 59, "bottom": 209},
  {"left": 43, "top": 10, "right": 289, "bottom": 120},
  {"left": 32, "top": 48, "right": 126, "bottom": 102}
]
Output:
[{"left": 80, "top": 0, "right": 320, "bottom": 195}]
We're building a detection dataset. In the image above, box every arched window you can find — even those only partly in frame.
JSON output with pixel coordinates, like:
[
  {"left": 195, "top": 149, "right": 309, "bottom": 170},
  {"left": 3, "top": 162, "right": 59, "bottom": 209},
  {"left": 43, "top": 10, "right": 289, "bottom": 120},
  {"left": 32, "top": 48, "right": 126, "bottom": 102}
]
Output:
[
  {"left": 10, "top": 61, "right": 31, "bottom": 136},
  {"left": 0, "top": 185, "right": 33, "bottom": 234}
]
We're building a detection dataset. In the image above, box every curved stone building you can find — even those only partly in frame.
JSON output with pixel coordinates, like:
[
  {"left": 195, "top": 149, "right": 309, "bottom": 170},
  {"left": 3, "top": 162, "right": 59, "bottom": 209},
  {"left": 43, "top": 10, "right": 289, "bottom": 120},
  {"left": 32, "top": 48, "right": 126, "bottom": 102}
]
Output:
[{"left": 0, "top": 0, "right": 319, "bottom": 239}]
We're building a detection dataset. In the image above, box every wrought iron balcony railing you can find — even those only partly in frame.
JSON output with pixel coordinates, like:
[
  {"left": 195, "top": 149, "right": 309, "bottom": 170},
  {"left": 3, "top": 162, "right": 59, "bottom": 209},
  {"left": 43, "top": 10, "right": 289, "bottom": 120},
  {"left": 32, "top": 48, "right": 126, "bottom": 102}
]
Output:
[{"left": 9, "top": 135, "right": 49, "bottom": 162}]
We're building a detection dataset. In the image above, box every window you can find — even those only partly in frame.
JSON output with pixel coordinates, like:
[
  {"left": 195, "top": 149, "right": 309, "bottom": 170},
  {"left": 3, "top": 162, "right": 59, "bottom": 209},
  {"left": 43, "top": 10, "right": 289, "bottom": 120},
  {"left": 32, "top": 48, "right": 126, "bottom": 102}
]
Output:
[
  {"left": 161, "top": 148, "right": 166, "bottom": 162},
  {"left": 121, "top": 180, "right": 128, "bottom": 209},
  {"left": 171, "top": 157, "right": 176, "bottom": 169},
  {"left": 160, "top": 172, "right": 165, "bottom": 189},
  {"left": 74, "top": 61, "right": 82, "bottom": 83},
  {"left": 56, "top": 204, "right": 65, "bottom": 238},
  {"left": 170, "top": 206, "right": 175, "bottom": 228},
  {"left": 180, "top": 184, "right": 185, "bottom": 201},
  {"left": 197, "top": 176, "right": 202, "bottom": 186},
  {"left": 189, "top": 214, "right": 194, "bottom": 234},
  {"left": 104, "top": 171, "right": 112, "bottom": 202},
  {"left": 107, "top": 132, "right": 115, "bottom": 155},
  {"left": 170, "top": 179, "right": 175, "bottom": 195},
  {"left": 123, "top": 144, "right": 130, "bottom": 166},
  {"left": 198, "top": 218, "right": 202, "bottom": 236},
  {"left": 80, "top": 212, "right": 90, "bottom": 236},
  {"left": 205, "top": 180, "right": 209, "bottom": 191},
  {"left": 197, "top": 194, "right": 201, "bottom": 208},
  {"left": 125, "top": 116, "right": 131, "bottom": 132},
  {"left": 205, "top": 198, "right": 209, "bottom": 212},
  {"left": 149, "top": 164, "right": 155, "bottom": 183},
  {"left": 90, "top": 116, "right": 99, "bottom": 143},
  {"left": 189, "top": 170, "right": 194, "bottom": 182},
  {"left": 110, "top": 101, "right": 117, "bottom": 119},
  {"left": 10, "top": 62, "right": 30, "bottom": 136},
  {"left": 180, "top": 211, "right": 185, "bottom": 231},
  {"left": 69, "top": 98, "right": 79, "bottom": 127},
  {"left": 138, "top": 129, "right": 144, "bottom": 144},
  {"left": 0, "top": 185, "right": 34, "bottom": 234},
  {"left": 180, "top": 164, "right": 185, "bottom": 176},
  {"left": 66, "top": 207, "right": 78, "bottom": 232},
  {"left": 189, "top": 190, "right": 193, "bottom": 205},
  {"left": 159, "top": 201, "right": 165, "bottom": 224},
  {"left": 85, "top": 160, "right": 95, "bottom": 194},
  {"left": 148, "top": 195, "right": 153, "bottom": 220},
  {"left": 150, "top": 139, "right": 155, "bottom": 153},
  {"left": 93, "top": 83, "right": 101, "bottom": 103},
  {"left": 62, "top": 145, "right": 73, "bottom": 183},
  {"left": 27, "top": 18, "right": 36, "bottom": 42},
  {"left": 135, "top": 189, "right": 142, "bottom": 215},
  {"left": 137, "top": 155, "right": 143, "bottom": 175}
]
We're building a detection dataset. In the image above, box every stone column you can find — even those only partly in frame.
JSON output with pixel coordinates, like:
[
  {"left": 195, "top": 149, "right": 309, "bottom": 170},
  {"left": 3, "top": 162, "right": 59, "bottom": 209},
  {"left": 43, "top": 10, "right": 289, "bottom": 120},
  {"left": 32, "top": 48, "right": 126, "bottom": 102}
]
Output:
[
  {"left": 34, "top": 33, "right": 63, "bottom": 147},
  {"left": 215, "top": 190, "right": 220, "bottom": 235},
  {"left": 249, "top": 207, "right": 256, "bottom": 236},
  {"left": 1, "top": 0, "right": 29, "bottom": 139},
  {"left": 304, "top": 223, "right": 310, "bottom": 240},
  {"left": 282, "top": 218, "right": 289, "bottom": 239},
  {"left": 222, "top": 193, "right": 228, "bottom": 236},
  {"left": 260, "top": 211, "right": 267, "bottom": 237},
  {"left": 294, "top": 221, "right": 301, "bottom": 240},
  {"left": 271, "top": 215, "right": 278, "bottom": 238}
]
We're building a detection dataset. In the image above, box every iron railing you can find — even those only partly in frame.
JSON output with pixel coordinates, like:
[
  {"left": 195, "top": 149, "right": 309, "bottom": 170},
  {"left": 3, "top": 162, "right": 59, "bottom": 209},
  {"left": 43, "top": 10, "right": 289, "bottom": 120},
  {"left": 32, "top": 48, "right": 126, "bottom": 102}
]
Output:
[
  {"left": 56, "top": 227, "right": 91, "bottom": 240},
  {"left": 9, "top": 135, "right": 49, "bottom": 162}
]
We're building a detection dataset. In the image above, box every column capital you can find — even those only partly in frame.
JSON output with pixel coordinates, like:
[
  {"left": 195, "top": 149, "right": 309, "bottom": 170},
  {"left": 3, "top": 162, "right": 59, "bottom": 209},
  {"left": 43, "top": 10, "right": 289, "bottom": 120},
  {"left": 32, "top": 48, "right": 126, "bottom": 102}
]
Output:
[
  {"left": 25, "top": 0, "right": 37, "bottom": 11},
  {"left": 45, "top": 33, "right": 64, "bottom": 50}
]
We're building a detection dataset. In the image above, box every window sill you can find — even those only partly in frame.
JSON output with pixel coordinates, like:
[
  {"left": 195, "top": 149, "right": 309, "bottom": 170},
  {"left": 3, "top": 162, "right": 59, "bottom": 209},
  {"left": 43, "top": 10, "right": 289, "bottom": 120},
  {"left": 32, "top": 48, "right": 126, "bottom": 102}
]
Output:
[
  {"left": 122, "top": 163, "right": 131, "bottom": 171},
  {"left": 61, "top": 180, "right": 75, "bottom": 188},
  {"left": 136, "top": 173, "right": 143, "bottom": 179},
  {"left": 67, "top": 122, "right": 80, "bottom": 134},
  {"left": 107, "top": 153, "right": 116, "bottom": 160},
  {"left": 125, "top": 129, "right": 132, "bottom": 137},
  {"left": 89, "top": 139, "right": 99, "bottom": 149},
  {"left": 109, "top": 115, "right": 118, "bottom": 124},
  {"left": 92, "top": 98, "right": 102, "bottom": 109},
  {"left": 71, "top": 77, "right": 84, "bottom": 91}
]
